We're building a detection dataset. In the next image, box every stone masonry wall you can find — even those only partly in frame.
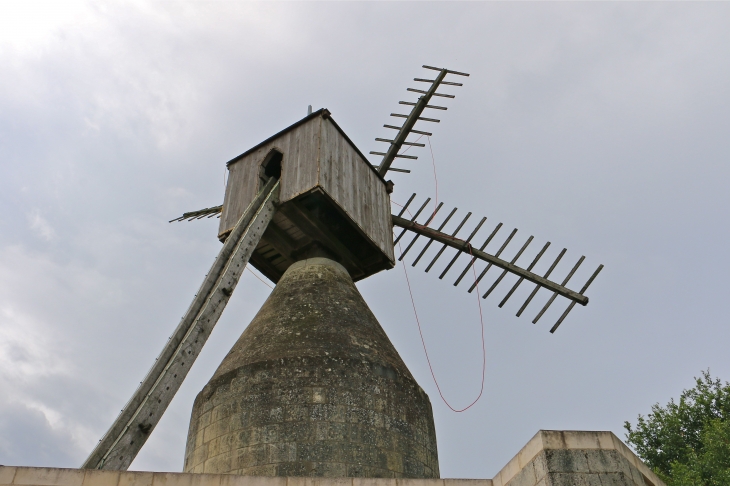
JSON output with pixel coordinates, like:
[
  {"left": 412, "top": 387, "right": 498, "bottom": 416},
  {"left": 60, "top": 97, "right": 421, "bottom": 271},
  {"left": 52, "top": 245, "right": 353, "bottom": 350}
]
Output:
[
  {"left": 491, "top": 431, "right": 664, "bottom": 486},
  {"left": 184, "top": 258, "right": 439, "bottom": 478}
]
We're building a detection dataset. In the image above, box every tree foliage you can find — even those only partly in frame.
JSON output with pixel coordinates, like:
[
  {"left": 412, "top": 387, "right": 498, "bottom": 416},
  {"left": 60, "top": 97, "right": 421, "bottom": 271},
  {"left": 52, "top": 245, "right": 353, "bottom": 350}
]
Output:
[{"left": 624, "top": 371, "right": 730, "bottom": 485}]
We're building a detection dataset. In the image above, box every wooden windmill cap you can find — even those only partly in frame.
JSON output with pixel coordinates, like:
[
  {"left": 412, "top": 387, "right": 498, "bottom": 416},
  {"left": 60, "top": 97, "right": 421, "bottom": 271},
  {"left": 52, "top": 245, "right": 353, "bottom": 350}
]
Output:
[{"left": 219, "top": 109, "right": 396, "bottom": 283}]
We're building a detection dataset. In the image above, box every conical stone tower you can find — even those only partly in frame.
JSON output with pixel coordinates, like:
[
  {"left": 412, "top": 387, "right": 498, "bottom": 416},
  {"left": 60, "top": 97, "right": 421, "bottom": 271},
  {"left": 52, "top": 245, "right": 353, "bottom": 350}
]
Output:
[{"left": 184, "top": 258, "right": 439, "bottom": 478}]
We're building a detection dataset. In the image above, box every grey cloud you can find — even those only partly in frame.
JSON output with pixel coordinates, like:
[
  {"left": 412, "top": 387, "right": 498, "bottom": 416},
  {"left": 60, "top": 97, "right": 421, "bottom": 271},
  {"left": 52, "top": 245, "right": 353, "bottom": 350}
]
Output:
[{"left": 1, "top": 1, "right": 729, "bottom": 479}]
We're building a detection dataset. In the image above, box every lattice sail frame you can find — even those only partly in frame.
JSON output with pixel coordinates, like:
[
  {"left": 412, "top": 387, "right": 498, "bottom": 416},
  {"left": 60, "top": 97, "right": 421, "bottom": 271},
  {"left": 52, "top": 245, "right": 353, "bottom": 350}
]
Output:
[
  {"left": 169, "top": 205, "right": 222, "bottom": 222},
  {"left": 370, "top": 65, "right": 469, "bottom": 176},
  {"left": 392, "top": 194, "right": 603, "bottom": 333}
]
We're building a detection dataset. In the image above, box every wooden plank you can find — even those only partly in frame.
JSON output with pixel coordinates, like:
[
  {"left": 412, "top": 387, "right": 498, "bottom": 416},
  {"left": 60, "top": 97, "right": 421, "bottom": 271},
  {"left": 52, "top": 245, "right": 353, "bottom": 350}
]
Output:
[
  {"left": 392, "top": 214, "right": 589, "bottom": 306},
  {"left": 220, "top": 117, "right": 321, "bottom": 235},
  {"left": 281, "top": 116, "right": 320, "bottom": 203},
  {"left": 83, "top": 179, "right": 281, "bottom": 471},
  {"left": 219, "top": 146, "right": 262, "bottom": 236},
  {"left": 318, "top": 119, "right": 395, "bottom": 263},
  {"left": 261, "top": 222, "right": 299, "bottom": 262}
]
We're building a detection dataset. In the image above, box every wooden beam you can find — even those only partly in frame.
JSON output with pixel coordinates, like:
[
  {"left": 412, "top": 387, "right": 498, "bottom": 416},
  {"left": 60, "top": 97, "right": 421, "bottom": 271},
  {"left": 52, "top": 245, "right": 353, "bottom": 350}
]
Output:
[
  {"left": 278, "top": 202, "right": 365, "bottom": 279},
  {"left": 249, "top": 247, "right": 287, "bottom": 284},
  {"left": 262, "top": 221, "right": 301, "bottom": 262},
  {"left": 83, "top": 179, "right": 281, "bottom": 470},
  {"left": 392, "top": 214, "right": 589, "bottom": 306}
]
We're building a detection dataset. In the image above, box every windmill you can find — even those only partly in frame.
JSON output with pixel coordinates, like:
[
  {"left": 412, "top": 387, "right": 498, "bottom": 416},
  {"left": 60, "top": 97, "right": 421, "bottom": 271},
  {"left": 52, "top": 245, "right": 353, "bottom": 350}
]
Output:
[{"left": 82, "top": 65, "right": 603, "bottom": 477}]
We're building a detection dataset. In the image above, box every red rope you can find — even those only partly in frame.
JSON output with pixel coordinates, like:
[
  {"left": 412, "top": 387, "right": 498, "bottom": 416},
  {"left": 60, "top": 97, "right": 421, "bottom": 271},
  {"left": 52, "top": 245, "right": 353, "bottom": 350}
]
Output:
[
  {"left": 246, "top": 265, "right": 273, "bottom": 289},
  {"left": 427, "top": 136, "right": 439, "bottom": 216},
  {"left": 399, "top": 243, "right": 486, "bottom": 412},
  {"left": 396, "top": 136, "right": 486, "bottom": 412}
]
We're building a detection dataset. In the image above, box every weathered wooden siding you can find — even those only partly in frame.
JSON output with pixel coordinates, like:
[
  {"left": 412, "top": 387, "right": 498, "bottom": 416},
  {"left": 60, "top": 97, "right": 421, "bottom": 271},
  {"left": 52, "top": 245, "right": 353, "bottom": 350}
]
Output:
[
  {"left": 280, "top": 116, "right": 321, "bottom": 203},
  {"left": 219, "top": 117, "right": 322, "bottom": 236},
  {"left": 318, "top": 118, "right": 394, "bottom": 261},
  {"left": 219, "top": 151, "right": 259, "bottom": 235}
]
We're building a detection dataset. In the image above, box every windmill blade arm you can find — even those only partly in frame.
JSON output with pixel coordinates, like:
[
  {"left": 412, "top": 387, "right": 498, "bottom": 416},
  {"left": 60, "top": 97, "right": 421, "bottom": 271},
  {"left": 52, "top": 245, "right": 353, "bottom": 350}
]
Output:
[
  {"left": 169, "top": 205, "right": 222, "bottom": 222},
  {"left": 378, "top": 70, "right": 447, "bottom": 177},
  {"left": 392, "top": 214, "right": 589, "bottom": 306},
  {"left": 83, "top": 178, "right": 280, "bottom": 471},
  {"left": 377, "top": 65, "right": 468, "bottom": 177}
]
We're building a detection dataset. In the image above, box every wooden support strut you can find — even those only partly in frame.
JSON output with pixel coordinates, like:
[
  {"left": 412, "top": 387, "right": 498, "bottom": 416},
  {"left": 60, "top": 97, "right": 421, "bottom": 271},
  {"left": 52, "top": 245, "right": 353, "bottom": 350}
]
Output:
[
  {"left": 392, "top": 214, "right": 589, "bottom": 306},
  {"left": 82, "top": 178, "right": 281, "bottom": 471}
]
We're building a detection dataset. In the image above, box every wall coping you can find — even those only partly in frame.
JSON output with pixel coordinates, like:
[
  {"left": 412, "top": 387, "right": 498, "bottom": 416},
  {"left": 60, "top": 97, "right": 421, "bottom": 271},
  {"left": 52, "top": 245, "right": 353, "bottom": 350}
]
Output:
[
  {"left": 0, "top": 430, "right": 664, "bottom": 486},
  {"left": 0, "top": 470, "right": 485, "bottom": 486}
]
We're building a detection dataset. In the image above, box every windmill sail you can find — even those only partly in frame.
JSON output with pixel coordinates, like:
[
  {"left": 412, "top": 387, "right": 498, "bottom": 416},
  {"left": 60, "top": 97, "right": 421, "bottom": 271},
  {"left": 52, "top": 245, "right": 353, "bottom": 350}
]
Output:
[
  {"left": 392, "top": 194, "right": 603, "bottom": 333},
  {"left": 169, "top": 205, "right": 222, "bottom": 222},
  {"left": 83, "top": 178, "right": 280, "bottom": 470},
  {"left": 371, "top": 65, "right": 469, "bottom": 176}
]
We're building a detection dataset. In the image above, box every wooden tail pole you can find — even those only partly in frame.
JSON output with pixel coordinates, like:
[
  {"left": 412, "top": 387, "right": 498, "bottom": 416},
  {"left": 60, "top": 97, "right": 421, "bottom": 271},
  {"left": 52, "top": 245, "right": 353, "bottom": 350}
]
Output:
[{"left": 83, "top": 178, "right": 280, "bottom": 470}]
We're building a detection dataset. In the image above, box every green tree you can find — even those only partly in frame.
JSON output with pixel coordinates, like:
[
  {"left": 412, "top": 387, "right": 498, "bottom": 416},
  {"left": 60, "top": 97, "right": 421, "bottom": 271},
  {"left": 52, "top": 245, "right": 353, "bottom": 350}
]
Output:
[{"left": 624, "top": 371, "right": 730, "bottom": 485}]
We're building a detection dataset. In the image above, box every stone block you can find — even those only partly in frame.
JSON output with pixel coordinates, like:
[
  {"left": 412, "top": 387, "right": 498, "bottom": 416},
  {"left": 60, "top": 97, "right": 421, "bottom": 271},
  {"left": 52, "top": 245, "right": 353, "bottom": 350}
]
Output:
[
  {"left": 503, "top": 460, "right": 535, "bottom": 486},
  {"left": 493, "top": 454, "right": 521, "bottom": 486},
  {"left": 194, "top": 428, "right": 206, "bottom": 449},
  {"left": 245, "top": 467, "right": 280, "bottom": 476},
  {"left": 585, "top": 450, "right": 625, "bottom": 475},
  {"left": 539, "top": 431, "right": 567, "bottom": 452},
  {"left": 205, "top": 452, "right": 234, "bottom": 474},
  {"left": 544, "top": 450, "right": 590, "bottom": 474},
  {"left": 151, "top": 473, "right": 192, "bottom": 486},
  {"left": 0, "top": 467, "right": 16, "bottom": 485},
  {"left": 562, "top": 432, "right": 603, "bottom": 451},
  {"left": 14, "top": 468, "right": 84, "bottom": 486},
  {"left": 396, "top": 480, "right": 442, "bottom": 486},
  {"left": 287, "top": 477, "right": 351, "bottom": 486},
  {"left": 118, "top": 471, "right": 153, "bottom": 486},
  {"left": 547, "top": 473, "right": 602, "bottom": 486},
  {"left": 268, "top": 442, "right": 297, "bottom": 463},
  {"left": 198, "top": 412, "right": 212, "bottom": 430},
  {"left": 312, "top": 388, "right": 326, "bottom": 404},
  {"left": 443, "top": 480, "right": 491, "bottom": 486},
  {"left": 516, "top": 432, "right": 545, "bottom": 471},
  {"left": 81, "top": 470, "right": 119, "bottom": 486},
  {"left": 188, "top": 475, "right": 220, "bottom": 486},
  {"left": 222, "top": 476, "right": 283, "bottom": 486},
  {"left": 531, "top": 453, "right": 547, "bottom": 482},
  {"left": 353, "top": 478, "right": 395, "bottom": 486},
  {"left": 596, "top": 473, "right": 637, "bottom": 486},
  {"left": 627, "top": 466, "right": 649, "bottom": 486},
  {"left": 190, "top": 443, "right": 209, "bottom": 470}
]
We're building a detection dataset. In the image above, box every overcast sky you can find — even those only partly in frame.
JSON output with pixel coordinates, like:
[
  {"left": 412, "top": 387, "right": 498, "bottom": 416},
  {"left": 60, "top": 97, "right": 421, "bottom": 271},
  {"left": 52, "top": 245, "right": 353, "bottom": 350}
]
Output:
[{"left": 2, "top": 0, "right": 730, "bottom": 479}]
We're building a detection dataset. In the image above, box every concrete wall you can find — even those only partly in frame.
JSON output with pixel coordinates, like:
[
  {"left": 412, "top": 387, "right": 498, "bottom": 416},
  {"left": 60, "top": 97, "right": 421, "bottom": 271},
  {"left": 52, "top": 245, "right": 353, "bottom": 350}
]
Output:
[{"left": 0, "top": 430, "right": 665, "bottom": 486}]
